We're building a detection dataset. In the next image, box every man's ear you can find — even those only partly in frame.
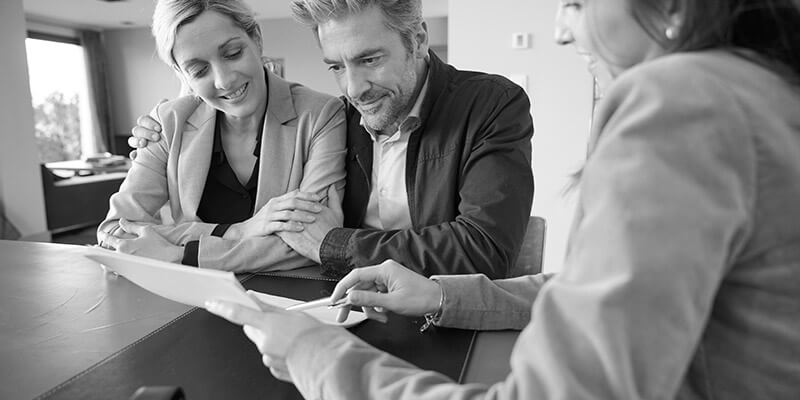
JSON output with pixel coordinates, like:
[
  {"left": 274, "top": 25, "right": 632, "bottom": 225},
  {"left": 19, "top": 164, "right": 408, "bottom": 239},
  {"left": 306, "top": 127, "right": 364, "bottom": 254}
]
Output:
[{"left": 414, "top": 21, "right": 430, "bottom": 59}]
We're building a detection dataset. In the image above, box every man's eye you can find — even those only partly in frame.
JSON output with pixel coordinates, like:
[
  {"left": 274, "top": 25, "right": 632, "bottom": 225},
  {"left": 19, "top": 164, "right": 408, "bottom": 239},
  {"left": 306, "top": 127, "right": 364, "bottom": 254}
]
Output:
[
  {"left": 562, "top": 2, "right": 582, "bottom": 9},
  {"left": 363, "top": 57, "right": 379, "bottom": 66},
  {"left": 328, "top": 65, "right": 343, "bottom": 73}
]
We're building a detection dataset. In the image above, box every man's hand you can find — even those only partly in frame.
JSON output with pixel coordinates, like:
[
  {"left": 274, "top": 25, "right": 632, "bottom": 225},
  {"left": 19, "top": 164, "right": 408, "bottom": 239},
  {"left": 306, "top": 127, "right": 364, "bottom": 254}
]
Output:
[
  {"left": 205, "top": 294, "right": 326, "bottom": 382},
  {"left": 98, "top": 219, "right": 183, "bottom": 263},
  {"left": 278, "top": 185, "right": 343, "bottom": 264},
  {"left": 224, "top": 190, "right": 324, "bottom": 240},
  {"left": 128, "top": 100, "right": 166, "bottom": 160}
]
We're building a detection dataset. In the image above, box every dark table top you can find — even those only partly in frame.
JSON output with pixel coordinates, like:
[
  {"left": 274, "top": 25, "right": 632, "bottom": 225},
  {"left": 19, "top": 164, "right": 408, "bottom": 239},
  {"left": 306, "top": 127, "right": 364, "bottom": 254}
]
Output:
[{"left": 0, "top": 240, "right": 517, "bottom": 399}]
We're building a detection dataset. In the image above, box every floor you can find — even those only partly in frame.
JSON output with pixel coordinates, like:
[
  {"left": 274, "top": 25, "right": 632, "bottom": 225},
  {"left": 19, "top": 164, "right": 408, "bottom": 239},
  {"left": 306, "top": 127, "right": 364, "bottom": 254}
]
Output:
[{"left": 51, "top": 225, "right": 99, "bottom": 246}]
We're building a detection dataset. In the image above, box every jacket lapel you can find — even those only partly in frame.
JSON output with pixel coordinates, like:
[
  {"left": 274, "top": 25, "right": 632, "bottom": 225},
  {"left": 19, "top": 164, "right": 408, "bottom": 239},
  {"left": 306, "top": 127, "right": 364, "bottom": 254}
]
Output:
[
  {"left": 255, "top": 69, "right": 298, "bottom": 209},
  {"left": 177, "top": 100, "right": 216, "bottom": 219}
]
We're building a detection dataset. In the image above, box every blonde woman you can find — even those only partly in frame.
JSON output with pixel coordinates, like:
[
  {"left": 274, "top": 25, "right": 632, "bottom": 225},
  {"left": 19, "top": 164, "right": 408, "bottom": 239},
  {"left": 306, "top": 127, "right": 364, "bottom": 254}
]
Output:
[{"left": 99, "top": 0, "right": 346, "bottom": 272}]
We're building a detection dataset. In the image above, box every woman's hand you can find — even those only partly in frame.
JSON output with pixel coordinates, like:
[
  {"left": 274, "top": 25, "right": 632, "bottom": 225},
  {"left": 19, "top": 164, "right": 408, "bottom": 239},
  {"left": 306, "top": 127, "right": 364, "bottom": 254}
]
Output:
[
  {"left": 99, "top": 219, "right": 183, "bottom": 263},
  {"left": 225, "top": 190, "right": 324, "bottom": 240},
  {"left": 331, "top": 260, "right": 443, "bottom": 319},
  {"left": 205, "top": 294, "right": 325, "bottom": 382}
]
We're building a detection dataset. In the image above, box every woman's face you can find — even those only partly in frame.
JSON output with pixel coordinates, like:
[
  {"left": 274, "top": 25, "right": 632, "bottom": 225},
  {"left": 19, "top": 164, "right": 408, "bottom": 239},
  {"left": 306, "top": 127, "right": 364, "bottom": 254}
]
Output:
[
  {"left": 554, "top": 0, "right": 667, "bottom": 78},
  {"left": 172, "top": 11, "right": 266, "bottom": 121}
]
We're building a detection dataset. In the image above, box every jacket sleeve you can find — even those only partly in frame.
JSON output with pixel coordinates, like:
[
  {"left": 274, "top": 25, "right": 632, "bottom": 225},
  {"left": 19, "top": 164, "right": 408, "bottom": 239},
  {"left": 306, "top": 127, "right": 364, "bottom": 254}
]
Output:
[
  {"left": 321, "top": 82, "right": 534, "bottom": 278},
  {"left": 284, "top": 64, "right": 754, "bottom": 400},
  {"left": 97, "top": 104, "right": 175, "bottom": 244},
  {"left": 193, "top": 98, "right": 347, "bottom": 272},
  {"left": 434, "top": 273, "right": 553, "bottom": 330}
]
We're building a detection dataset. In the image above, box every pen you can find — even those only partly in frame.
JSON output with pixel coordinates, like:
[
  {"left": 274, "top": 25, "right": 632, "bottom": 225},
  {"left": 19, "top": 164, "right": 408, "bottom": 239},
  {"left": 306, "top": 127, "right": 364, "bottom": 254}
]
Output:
[{"left": 285, "top": 297, "right": 349, "bottom": 311}]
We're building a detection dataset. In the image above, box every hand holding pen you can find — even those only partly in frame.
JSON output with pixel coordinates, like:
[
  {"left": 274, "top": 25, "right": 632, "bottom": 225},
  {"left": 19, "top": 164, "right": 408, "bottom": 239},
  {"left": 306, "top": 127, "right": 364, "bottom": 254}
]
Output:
[{"left": 328, "top": 260, "right": 443, "bottom": 321}]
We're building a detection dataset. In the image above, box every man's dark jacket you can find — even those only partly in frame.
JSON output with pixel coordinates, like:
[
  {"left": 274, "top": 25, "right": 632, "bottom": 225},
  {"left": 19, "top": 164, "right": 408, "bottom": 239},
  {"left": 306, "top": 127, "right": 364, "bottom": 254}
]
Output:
[{"left": 320, "top": 52, "right": 534, "bottom": 279}]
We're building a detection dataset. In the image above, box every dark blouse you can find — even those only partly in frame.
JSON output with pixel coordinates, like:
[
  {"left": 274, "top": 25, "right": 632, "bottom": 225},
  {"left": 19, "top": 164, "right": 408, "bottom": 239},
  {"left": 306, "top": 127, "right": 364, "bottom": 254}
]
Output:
[{"left": 182, "top": 111, "right": 263, "bottom": 266}]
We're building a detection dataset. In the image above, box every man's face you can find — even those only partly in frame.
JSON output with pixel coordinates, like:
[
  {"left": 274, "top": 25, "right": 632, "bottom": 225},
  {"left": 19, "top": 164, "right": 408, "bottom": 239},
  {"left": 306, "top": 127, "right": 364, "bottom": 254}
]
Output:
[{"left": 318, "top": 5, "right": 427, "bottom": 133}]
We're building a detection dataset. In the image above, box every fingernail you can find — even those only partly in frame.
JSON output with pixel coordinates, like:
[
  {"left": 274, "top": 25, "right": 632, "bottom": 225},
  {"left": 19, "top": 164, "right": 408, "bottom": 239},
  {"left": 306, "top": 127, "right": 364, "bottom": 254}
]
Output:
[
  {"left": 139, "top": 139, "right": 146, "bottom": 147},
  {"left": 373, "top": 314, "right": 389, "bottom": 323},
  {"left": 205, "top": 300, "right": 219, "bottom": 310},
  {"left": 313, "top": 205, "right": 322, "bottom": 212},
  {"left": 151, "top": 133, "right": 160, "bottom": 140},
  {"left": 328, "top": 300, "right": 351, "bottom": 309}
]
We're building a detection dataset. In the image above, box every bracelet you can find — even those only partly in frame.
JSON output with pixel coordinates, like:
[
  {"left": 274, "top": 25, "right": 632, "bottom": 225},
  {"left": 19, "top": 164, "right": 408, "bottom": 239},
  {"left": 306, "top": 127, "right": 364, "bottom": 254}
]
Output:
[{"left": 420, "top": 279, "right": 445, "bottom": 333}]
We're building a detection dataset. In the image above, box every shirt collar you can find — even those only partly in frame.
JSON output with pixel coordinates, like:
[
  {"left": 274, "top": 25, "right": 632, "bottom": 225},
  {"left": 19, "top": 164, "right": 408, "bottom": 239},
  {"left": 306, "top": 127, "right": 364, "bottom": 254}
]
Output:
[{"left": 361, "top": 64, "right": 431, "bottom": 142}]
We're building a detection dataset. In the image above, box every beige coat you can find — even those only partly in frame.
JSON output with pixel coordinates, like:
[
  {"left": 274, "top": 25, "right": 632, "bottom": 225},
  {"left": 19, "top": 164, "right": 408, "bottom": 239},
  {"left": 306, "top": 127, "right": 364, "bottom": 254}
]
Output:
[
  {"left": 99, "top": 70, "right": 346, "bottom": 272},
  {"left": 283, "top": 51, "right": 800, "bottom": 399}
]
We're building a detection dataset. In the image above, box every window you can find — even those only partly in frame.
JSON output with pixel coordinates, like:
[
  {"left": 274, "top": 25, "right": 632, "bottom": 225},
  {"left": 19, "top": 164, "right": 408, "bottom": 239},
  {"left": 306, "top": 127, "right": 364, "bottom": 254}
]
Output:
[{"left": 25, "top": 34, "right": 94, "bottom": 163}]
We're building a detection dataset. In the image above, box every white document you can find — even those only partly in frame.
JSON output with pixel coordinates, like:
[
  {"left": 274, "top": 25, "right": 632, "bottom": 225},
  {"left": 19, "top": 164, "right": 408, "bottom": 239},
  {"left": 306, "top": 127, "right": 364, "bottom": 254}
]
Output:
[{"left": 84, "top": 247, "right": 366, "bottom": 327}]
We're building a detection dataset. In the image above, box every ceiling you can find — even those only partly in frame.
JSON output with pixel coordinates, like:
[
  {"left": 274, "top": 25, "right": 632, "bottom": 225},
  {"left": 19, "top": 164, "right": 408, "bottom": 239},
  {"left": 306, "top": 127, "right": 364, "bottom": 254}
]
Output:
[{"left": 23, "top": 0, "right": 450, "bottom": 30}]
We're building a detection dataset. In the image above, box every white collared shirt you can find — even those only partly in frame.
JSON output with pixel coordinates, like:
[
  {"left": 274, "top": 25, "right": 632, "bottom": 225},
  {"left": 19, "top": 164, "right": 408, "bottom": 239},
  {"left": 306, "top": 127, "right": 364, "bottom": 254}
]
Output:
[{"left": 361, "top": 72, "right": 430, "bottom": 230}]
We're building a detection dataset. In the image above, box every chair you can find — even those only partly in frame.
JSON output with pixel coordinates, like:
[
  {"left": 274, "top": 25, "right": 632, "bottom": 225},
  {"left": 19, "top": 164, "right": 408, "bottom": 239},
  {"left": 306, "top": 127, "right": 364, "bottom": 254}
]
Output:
[
  {"left": 40, "top": 164, "right": 126, "bottom": 233},
  {"left": 509, "top": 216, "right": 547, "bottom": 277},
  {"left": 0, "top": 205, "right": 21, "bottom": 240}
]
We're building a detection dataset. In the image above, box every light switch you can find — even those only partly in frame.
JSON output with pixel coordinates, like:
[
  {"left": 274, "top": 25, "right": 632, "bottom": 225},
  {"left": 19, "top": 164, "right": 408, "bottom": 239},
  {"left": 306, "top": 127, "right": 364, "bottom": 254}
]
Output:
[{"left": 511, "top": 32, "right": 531, "bottom": 49}]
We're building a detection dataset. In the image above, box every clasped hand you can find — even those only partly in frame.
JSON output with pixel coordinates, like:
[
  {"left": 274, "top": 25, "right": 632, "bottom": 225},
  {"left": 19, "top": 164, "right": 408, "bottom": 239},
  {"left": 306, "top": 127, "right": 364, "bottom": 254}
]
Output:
[
  {"left": 98, "top": 219, "right": 183, "bottom": 263},
  {"left": 223, "top": 189, "right": 325, "bottom": 240}
]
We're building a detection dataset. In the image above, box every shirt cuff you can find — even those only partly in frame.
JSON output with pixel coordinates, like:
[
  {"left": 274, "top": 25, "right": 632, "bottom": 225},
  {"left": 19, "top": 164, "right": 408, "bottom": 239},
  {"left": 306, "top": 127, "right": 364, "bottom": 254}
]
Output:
[
  {"left": 211, "top": 224, "right": 231, "bottom": 237},
  {"left": 319, "top": 227, "right": 356, "bottom": 278},
  {"left": 181, "top": 240, "right": 200, "bottom": 267}
]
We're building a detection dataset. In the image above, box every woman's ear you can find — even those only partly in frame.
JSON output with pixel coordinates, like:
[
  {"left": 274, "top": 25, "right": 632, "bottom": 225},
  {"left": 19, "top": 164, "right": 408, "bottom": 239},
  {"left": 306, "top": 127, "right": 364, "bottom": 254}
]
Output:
[
  {"left": 173, "top": 66, "right": 194, "bottom": 96},
  {"left": 666, "top": 0, "right": 685, "bottom": 32}
]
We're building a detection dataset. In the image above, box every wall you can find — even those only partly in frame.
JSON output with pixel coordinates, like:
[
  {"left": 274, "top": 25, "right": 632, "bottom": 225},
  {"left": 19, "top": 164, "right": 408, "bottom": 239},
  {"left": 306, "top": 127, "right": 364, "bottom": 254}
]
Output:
[
  {"left": 104, "top": 27, "right": 182, "bottom": 139},
  {"left": 0, "top": 0, "right": 50, "bottom": 241},
  {"left": 104, "top": 17, "right": 448, "bottom": 140},
  {"left": 449, "top": 0, "right": 594, "bottom": 272}
]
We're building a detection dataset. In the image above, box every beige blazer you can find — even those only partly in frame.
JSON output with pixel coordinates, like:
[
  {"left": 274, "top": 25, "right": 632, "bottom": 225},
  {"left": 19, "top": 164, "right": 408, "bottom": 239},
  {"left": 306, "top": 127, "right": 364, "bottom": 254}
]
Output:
[{"left": 99, "top": 70, "right": 346, "bottom": 272}]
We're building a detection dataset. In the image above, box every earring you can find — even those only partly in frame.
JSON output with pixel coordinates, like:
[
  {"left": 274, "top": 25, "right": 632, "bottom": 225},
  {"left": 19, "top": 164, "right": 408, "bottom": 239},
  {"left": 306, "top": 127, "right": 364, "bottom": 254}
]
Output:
[{"left": 665, "top": 26, "right": 678, "bottom": 40}]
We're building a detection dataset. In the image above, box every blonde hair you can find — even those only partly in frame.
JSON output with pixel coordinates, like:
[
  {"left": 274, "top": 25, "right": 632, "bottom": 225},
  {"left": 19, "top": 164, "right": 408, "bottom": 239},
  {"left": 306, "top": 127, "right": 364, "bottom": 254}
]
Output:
[
  {"left": 290, "top": 0, "right": 424, "bottom": 53},
  {"left": 152, "top": 0, "right": 263, "bottom": 68}
]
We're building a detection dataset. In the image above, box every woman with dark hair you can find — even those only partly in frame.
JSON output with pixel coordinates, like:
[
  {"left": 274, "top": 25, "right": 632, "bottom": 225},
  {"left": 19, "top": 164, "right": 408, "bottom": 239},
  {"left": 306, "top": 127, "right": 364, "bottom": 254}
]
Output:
[{"left": 207, "top": 0, "right": 800, "bottom": 398}]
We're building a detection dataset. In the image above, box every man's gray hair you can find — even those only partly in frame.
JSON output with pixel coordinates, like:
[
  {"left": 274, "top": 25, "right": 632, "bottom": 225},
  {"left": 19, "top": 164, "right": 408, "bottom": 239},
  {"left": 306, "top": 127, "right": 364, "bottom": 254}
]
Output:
[
  {"left": 290, "top": 0, "right": 424, "bottom": 53},
  {"left": 152, "top": 0, "right": 263, "bottom": 68}
]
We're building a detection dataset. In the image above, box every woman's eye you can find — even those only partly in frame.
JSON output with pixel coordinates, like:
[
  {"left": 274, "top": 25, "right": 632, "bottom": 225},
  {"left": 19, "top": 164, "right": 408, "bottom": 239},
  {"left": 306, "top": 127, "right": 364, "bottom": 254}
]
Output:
[
  {"left": 225, "top": 49, "right": 243, "bottom": 59},
  {"left": 190, "top": 66, "right": 208, "bottom": 78}
]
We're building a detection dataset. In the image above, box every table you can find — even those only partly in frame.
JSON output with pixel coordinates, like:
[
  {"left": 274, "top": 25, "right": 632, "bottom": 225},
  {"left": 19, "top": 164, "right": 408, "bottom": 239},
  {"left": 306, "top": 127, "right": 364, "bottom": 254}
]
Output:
[
  {"left": 45, "top": 158, "right": 130, "bottom": 175},
  {"left": 0, "top": 241, "right": 519, "bottom": 399}
]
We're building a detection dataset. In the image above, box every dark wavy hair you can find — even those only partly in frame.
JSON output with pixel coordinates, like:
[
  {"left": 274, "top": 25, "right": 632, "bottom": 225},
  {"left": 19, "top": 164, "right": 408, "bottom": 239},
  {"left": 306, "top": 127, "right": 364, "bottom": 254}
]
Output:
[{"left": 631, "top": 0, "right": 800, "bottom": 83}]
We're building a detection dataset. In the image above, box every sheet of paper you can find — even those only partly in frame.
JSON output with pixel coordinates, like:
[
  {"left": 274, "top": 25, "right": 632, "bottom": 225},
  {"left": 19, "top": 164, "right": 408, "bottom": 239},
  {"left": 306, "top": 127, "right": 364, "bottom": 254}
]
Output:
[
  {"left": 248, "top": 291, "right": 367, "bottom": 328},
  {"left": 84, "top": 247, "right": 366, "bottom": 327},
  {"left": 85, "top": 247, "right": 260, "bottom": 310}
]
